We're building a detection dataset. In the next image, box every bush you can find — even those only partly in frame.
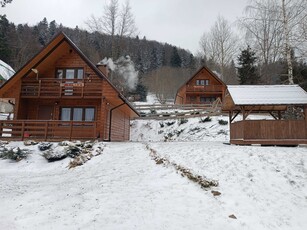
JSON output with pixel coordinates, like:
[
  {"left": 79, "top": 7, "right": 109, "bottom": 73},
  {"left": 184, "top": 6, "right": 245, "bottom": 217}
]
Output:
[
  {"left": 159, "top": 122, "right": 164, "bottom": 128},
  {"left": 217, "top": 129, "right": 228, "bottom": 135},
  {"left": 0, "top": 147, "right": 30, "bottom": 161},
  {"left": 178, "top": 118, "right": 188, "bottom": 126},
  {"left": 199, "top": 116, "right": 211, "bottom": 123},
  {"left": 38, "top": 142, "right": 53, "bottom": 151},
  {"left": 218, "top": 119, "right": 228, "bottom": 125},
  {"left": 175, "top": 129, "right": 185, "bottom": 136},
  {"left": 165, "top": 121, "right": 175, "bottom": 126}
]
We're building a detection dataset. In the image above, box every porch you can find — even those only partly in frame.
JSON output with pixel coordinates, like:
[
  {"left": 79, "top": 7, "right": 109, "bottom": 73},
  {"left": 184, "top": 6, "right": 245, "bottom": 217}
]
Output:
[
  {"left": 21, "top": 78, "right": 103, "bottom": 98},
  {"left": 0, "top": 120, "right": 99, "bottom": 141}
]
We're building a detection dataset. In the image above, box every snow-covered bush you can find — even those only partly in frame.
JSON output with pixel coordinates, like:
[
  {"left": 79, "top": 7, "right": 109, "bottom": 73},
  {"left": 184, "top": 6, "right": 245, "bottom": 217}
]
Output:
[
  {"left": 218, "top": 119, "right": 228, "bottom": 125},
  {"left": 38, "top": 142, "right": 53, "bottom": 151},
  {"left": 177, "top": 118, "right": 188, "bottom": 125},
  {"left": 0, "top": 147, "right": 31, "bottom": 161},
  {"left": 199, "top": 116, "right": 211, "bottom": 123}
]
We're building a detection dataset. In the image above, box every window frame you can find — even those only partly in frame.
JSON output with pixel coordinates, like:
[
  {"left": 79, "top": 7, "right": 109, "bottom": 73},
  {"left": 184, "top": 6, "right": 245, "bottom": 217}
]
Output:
[
  {"left": 60, "top": 107, "right": 96, "bottom": 122},
  {"left": 56, "top": 68, "right": 84, "bottom": 79},
  {"left": 196, "top": 79, "right": 209, "bottom": 86}
]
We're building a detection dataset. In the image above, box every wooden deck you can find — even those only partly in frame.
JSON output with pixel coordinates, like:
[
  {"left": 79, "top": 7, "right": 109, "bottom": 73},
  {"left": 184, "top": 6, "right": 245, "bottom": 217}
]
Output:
[
  {"left": 21, "top": 78, "right": 103, "bottom": 98},
  {"left": 230, "top": 120, "right": 307, "bottom": 145},
  {"left": 0, "top": 120, "right": 99, "bottom": 141},
  {"left": 186, "top": 85, "right": 223, "bottom": 92}
]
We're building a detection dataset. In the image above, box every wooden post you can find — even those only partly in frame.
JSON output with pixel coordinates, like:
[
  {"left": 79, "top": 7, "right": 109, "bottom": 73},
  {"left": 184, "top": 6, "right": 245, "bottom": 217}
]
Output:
[
  {"left": 21, "top": 121, "right": 25, "bottom": 141},
  {"left": 38, "top": 80, "right": 41, "bottom": 97},
  {"left": 304, "top": 106, "right": 307, "bottom": 138},
  {"left": 69, "top": 121, "right": 73, "bottom": 141},
  {"left": 44, "top": 122, "right": 48, "bottom": 141}
]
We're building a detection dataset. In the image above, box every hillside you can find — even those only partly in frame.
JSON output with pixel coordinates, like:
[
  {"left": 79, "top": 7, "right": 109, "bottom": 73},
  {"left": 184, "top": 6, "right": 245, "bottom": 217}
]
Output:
[{"left": 0, "top": 114, "right": 306, "bottom": 229}]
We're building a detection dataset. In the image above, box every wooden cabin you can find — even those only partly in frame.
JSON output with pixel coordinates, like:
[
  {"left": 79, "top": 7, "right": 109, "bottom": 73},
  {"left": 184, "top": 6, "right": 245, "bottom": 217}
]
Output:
[
  {"left": 0, "top": 32, "right": 139, "bottom": 141},
  {"left": 175, "top": 66, "right": 226, "bottom": 105},
  {"left": 222, "top": 85, "right": 307, "bottom": 145}
]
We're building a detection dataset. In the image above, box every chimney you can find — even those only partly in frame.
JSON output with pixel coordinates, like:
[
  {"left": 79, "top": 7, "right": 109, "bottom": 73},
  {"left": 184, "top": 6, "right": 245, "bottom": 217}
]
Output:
[{"left": 96, "top": 64, "right": 109, "bottom": 78}]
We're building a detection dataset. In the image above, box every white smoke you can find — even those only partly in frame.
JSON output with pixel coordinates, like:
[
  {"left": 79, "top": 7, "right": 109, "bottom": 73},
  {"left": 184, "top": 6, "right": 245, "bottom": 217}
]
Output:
[{"left": 99, "top": 56, "right": 138, "bottom": 91}]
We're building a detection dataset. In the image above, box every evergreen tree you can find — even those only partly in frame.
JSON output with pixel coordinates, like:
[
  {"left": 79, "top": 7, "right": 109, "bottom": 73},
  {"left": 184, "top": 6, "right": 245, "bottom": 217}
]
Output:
[
  {"left": 170, "top": 46, "right": 181, "bottom": 67},
  {"left": 0, "top": 15, "right": 11, "bottom": 62},
  {"left": 237, "top": 46, "right": 259, "bottom": 84}
]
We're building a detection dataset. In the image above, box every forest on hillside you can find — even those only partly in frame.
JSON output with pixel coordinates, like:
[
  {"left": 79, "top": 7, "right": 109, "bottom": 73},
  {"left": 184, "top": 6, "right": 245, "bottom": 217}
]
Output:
[{"left": 1, "top": 0, "right": 307, "bottom": 101}]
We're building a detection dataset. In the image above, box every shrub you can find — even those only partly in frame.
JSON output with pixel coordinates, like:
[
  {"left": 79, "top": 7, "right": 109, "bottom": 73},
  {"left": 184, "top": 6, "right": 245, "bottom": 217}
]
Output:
[
  {"left": 159, "top": 122, "right": 164, "bottom": 128},
  {"left": 199, "top": 116, "right": 211, "bottom": 123},
  {"left": 150, "top": 109, "right": 157, "bottom": 114},
  {"left": 165, "top": 121, "right": 175, "bottom": 126},
  {"left": 175, "top": 129, "right": 185, "bottom": 136},
  {"left": 0, "top": 147, "right": 30, "bottom": 161},
  {"left": 218, "top": 119, "right": 228, "bottom": 125},
  {"left": 178, "top": 118, "right": 188, "bottom": 126},
  {"left": 217, "top": 129, "right": 227, "bottom": 135}
]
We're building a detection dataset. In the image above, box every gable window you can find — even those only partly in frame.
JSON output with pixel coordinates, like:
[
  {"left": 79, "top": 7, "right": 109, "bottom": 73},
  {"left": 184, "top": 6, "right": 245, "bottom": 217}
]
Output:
[
  {"left": 56, "top": 68, "right": 84, "bottom": 79},
  {"left": 196, "top": 79, "right": 209, "bottom": 86},
  {"left": 60, "top": 107, "right": 95, "bottom": 122}
]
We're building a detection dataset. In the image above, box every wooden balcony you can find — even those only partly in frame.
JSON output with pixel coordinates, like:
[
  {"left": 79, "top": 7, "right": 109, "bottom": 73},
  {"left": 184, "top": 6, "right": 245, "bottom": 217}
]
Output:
[
  {"left": 0, "top": 120, "right": 99, "bottom": 141},
  {"left": 230, "top": 120, "right": 307, "bottom": 145},
  {"left": 21, "top": 78, "right": 103, "bottom": 98},
  {"left": 186, "top": 85, "right": 223, "bottom": 92}
]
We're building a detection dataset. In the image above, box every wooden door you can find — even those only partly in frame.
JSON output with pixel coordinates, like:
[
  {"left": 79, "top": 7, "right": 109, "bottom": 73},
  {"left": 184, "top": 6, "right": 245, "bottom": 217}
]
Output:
[{"left": 38, "top": 105, "right": 53, "bottom": 120}]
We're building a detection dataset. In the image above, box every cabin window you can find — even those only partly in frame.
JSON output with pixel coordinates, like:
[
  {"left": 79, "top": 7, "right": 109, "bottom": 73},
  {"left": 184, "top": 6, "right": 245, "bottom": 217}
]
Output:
[
  {"left": 200, "top": 96, "right": 216, "bottom": 104},
  {"left": 196, "top": 79, "right": 209, "bottom": 86},
  {"left": 56, "top": 68, "right": 84, "bottom": 79},
  {"left": 60, "top": 107, "right": 95, "bottom": 122}
]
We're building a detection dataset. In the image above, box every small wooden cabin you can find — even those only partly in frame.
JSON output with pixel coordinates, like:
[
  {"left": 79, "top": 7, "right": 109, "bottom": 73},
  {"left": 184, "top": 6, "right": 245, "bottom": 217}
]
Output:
[
  {"left": 175, "top": 66, "right": 226, "bottom": 105},
  {"left": 222, "top": 85, "right": 307, "bottom": 145},
  {"left": 0, "top": 32, "right": 139, "bottom": 141}
]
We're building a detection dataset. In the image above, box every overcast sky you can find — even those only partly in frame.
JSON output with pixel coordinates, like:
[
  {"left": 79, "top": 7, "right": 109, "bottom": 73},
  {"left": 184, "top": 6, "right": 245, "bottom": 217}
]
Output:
[{"left": 1, "top": 0, "right": 248, "bottom": 54}]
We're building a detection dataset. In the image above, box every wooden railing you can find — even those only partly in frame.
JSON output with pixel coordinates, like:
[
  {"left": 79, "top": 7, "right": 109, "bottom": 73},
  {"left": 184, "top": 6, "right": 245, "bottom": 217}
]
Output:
[
  {"left": 21, "top": 78, "right": 103, "bottom": 98},
  {"left": 0, "top": 120, "right": 99, "bottom": 141},
  {"left": 186, "top": 85, "right": 223, "bottom": 92}
]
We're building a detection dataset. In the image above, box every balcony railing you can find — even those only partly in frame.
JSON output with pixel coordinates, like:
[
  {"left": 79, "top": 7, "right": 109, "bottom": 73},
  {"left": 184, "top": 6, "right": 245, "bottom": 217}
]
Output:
[
  {"left": 21, "top": 78, "right": 103, "bottom": 98},
  {"left": 186, "top": 85, "right": 223, "bottom": 92},
  {"left": 0, "top": 120, "right": 99, "bottom": 141}
]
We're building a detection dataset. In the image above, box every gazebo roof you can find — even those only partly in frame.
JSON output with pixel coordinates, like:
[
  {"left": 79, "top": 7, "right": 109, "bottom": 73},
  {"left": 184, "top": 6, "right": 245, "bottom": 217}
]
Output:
[{"left": 223, "top": 85, "right": 307, "bottom": 111}]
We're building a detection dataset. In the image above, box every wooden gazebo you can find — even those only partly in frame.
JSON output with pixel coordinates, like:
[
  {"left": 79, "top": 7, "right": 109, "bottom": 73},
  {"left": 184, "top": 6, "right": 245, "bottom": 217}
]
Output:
[{"left": 222, "top": 85, "right": 307, "bottom": 145}]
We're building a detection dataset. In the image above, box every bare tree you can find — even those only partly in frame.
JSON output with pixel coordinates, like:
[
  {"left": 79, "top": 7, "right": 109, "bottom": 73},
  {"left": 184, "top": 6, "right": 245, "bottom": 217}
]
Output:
[
  {"left": 143, "top": 66, "right": 191, "bottom": 103},
  {"left": 239, "top": 0, "right": 307, "bottom": 84},
  {"left": 85, "top": 0, "right": 137, "bottom": 58},
  {"left": 118, "top": 1, "right": 138, "bottom": 37},
  {"left": 199, "top": 16, "right": 238, "bottom": 82}
]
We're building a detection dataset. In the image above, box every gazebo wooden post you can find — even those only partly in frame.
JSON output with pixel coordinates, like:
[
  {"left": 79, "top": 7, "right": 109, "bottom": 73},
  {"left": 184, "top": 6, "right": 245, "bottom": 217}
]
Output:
[{"left": 304, "top": 106, "right": 307, "bottom": 138}]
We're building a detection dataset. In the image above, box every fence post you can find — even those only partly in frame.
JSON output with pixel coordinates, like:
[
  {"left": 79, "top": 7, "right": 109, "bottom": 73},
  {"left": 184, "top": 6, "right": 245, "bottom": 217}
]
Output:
[
  {"left": 69, "top": 121, "right": 73, "bottom": 141},
  {"left": 44, "top": 122, "right": 48, "bottom": 141},
  {"left": 21, "top": 121, "right": 25, "bottom": 141}
]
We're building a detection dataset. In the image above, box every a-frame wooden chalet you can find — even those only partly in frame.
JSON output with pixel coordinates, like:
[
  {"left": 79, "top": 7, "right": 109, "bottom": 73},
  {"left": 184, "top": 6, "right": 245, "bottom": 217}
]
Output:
[
  {"left": 0, "top": 32, "right": 139, "bottom": 141},
  {"left": 175, "top": 66, "right": 226, "bottom": 105},
  {"left": 222, "top": 85, "right": 307, "bottom": 146}
]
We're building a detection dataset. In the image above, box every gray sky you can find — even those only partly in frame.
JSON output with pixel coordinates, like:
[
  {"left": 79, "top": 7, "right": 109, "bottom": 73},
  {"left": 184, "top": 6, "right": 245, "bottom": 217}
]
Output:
[{"left": 1, "top": 0, "right": 248, "bottom": 54}]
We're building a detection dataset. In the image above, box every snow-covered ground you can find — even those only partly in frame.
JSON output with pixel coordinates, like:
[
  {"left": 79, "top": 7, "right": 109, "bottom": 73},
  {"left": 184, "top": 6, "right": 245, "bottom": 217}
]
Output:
[{"left": 0, "top": 97, "right": 306, "bottom": 229}]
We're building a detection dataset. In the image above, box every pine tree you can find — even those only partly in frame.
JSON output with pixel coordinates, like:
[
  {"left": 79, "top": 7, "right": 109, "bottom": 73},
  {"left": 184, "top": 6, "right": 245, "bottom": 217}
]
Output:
[
  {"left": 0, "top": 15, "right": 11, "bottom": 62},
  {"left": 237, "top": 46, "right": 259, "bottom": 84},
  {"left": 170, "top": 47, "right": 181, "bottom": 67}
]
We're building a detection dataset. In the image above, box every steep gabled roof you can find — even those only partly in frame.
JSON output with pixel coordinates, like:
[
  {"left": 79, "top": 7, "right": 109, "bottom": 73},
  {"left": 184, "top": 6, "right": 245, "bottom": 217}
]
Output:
[
  {"left": 222, "top": 85, "right": 307, "bottom": 111},
  {"left": 177, "top": 66, "right": 226, "bottom": 93},
  {"left": 0, "top": 32, "right": 139, "bottom": 117}
]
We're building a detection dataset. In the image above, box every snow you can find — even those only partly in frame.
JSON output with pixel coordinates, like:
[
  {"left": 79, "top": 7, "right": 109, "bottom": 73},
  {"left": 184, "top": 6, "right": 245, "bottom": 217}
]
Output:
[
  {"left": 0, "top": 113, "right": 307, "bottom": 229},
  {"left": 0, "top": 59, "right": 15, "bottom": 80},
  {"left": 227, "top": 85, "right": 307, "bottom": 105}
]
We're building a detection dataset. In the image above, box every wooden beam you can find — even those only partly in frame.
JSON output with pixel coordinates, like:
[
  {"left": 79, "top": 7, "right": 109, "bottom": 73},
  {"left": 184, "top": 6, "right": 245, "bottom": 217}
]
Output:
[
  {"left": 230, "top": 110, "right": 240, "bottom": 123},
  {"left": 269, "top": 111, "right": 278, "bottom": 120}
]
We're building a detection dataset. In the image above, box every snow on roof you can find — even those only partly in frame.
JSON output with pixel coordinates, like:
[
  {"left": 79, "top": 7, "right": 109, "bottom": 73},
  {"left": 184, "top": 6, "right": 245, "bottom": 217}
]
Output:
[
  {"left": 227, "top": 85, "right": 307, "bottom": 105},
  {"left": 0, "top": 59, "right": 15, "bottom": 80}
]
